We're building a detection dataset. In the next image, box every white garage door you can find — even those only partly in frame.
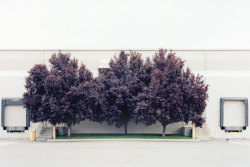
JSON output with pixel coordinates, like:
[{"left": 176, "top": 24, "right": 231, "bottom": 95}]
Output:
[
  {"left": 224, "top": 101, "right": 245, "bottom": 127},
  {"left": 4, "top": 105, "right": 26, "bottom": 126}
]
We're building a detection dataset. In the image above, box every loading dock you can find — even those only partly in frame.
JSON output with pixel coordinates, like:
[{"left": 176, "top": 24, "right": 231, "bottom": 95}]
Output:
[
  {"left": 1, "top": 98, "right": 30, "bottom": 132},
  {"left": 220, "top": 97, "right": 248, "bottom": 132}
]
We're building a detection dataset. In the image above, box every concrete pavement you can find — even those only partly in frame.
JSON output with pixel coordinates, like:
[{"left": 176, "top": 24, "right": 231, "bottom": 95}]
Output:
[{"left": 0, "top": 140, "right": 249, "bottom": 167}]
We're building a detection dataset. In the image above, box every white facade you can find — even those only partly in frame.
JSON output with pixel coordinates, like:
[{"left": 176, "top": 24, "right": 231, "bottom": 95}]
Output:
[{"left": 0, "top": 49, "right": 250, "bottom": 139}]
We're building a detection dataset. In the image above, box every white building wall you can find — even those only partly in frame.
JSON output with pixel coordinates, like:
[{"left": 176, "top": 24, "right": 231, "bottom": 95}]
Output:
[
  {"left": 205, "top": 51, "right": 250, "bottom": 138},
  {"left": 0, "top": 49, "right": 249, "bottom": 138}
]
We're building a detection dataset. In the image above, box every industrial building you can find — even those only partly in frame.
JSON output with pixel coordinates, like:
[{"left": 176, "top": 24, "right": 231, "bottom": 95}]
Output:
[{"left": 0, "top": 49, "right": 249, "bottom": 139}]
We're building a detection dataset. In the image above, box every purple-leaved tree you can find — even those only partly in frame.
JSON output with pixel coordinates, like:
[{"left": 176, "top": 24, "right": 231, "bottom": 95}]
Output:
[
  {"left": 134, "top": 49, "right": 208, "bottom": 136},
  {"left": 23, "top": 50, "right": 208, "bottom": 138},
  {"left": 44, "top": 52, "right": 79, "bottom": 137},
  {"left": 44, "top": 52, "right": 93, "bottom": 137},
  {"left": 96, "top": 51, "right": 152, "bottom": 134},
  {"left": 182, "top": 68, "right": 209, "bottom": 127},
  {"left": 23, "top": 64, "right": 50, "bottom": 122},
  {"left": 24, "top": 52, "right": 93, "bottom": 137},
  {"left": 150, "top": 49, "right": 184, "bottom": 136}
]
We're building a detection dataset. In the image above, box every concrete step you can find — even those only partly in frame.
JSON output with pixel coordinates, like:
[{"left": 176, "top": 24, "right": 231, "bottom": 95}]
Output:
[
  {"left": 41, "top": 131, "right": 52, "bottom": 133},
  {"left": 39, "top": 137, "right": 52, "bottom": 139},
  {"left": 41, "top": 134, "right": 52, "bottom": 137},
  {"left": 41, "top": 130, "right": 52, "bottom": 132},
  {"left": 39, "top": 136, "right": 52, "bottom": 139},
  {"left": 37, "top": 127, "right": 53, "bottom": 140},
  {"left": 36, "top": 138, "right": 47, "bottom": 141},
  {"left": 195, "top": 124, "right": 211, "bottom": 141},
  {"left": 40, "top": 135, "right": 52, "bottom": 137},
  {"left": 41, "top": 133, "right": 52, "bottom": 135},
  {"left": 41, "top": 132, "right": 52, "bottom": 134},
  {"left": 40, "top": 133, "right": 52, "bottom": 136}
]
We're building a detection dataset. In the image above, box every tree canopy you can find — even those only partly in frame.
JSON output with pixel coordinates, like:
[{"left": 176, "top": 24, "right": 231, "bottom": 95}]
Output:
[
  {"left": 23, "top": 52, "right": 93, "bottom": 137},
  {"left": 23, "top": 49, "right": 208, "bottom": 137},
  {"left": 23, "top": 64, "right": 49, "bottom": 122},
  {"left": 96, "top": 51, "right": 152, "bottom": 134},
  {"left": 134, "top": 49, "right": 208, "bottom": 136},
  {"left": 182, "top": 68, "right": 208, "bottom": 127}
]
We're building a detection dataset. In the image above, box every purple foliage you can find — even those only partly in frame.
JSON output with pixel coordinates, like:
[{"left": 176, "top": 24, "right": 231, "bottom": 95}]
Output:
[
  {"left": 23, "top": 49, "right": 208, "bottom": 137},
  {"left": 134, "top": 49, "right": 208, "bottom": 136},
  {"left": 23, "top": 52, "right": 93, "bottom": 137},
  {"left": 44, "top": 52, "right": 80, "bottom": 126},
  {"left": 182, "top": 68, "right": 209, "bottom": 127},
  {"left": 151, "top": 49, "right": 184, "bottom": 136},
  {"left": 23, "top": 64, "right": 49, "bottom": 122},
  {"left": 96, "top": 51, "right": 152, "bottom": 134}
]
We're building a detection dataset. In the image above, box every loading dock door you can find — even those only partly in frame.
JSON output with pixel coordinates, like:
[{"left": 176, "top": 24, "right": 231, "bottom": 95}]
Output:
[
  {"left": 1, "top": 98, "right": 30, "bottom": 131},
  {"left": 224, "top": 101, "right": 245, "bottom": 127},
  {"left": 4, "top": 105, "right": 26, "bottom": 127},
  {"left": 220, "top": 97, "right": 248, "bottom": 132}
]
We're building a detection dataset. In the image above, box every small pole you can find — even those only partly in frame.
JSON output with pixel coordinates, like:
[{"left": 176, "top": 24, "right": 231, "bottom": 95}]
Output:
[
  {"left": 30, "top": 131, "right": 36, "bottom": 141},
  {"left": 192, "top": 123, "right": 195, "bottom": 140},
  {"left": 53, "top": 126, "right": 56, "bottom": 139}
]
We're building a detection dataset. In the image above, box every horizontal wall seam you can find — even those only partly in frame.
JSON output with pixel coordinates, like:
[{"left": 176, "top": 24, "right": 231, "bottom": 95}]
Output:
[
  {"left": 1, "top": 49, "right": 250, "bottom": 52},
  {"left": 1, "top": 71, "right": 250, "bottom": 77}
]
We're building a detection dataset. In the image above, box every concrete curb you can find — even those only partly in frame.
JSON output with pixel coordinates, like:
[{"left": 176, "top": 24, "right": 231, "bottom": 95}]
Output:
[{"left": 47, "top": 139, "right": 200, "bottom": 142}]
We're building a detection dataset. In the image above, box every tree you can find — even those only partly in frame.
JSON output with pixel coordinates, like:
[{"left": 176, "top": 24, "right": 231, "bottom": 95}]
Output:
[
  {"left": 44, "top": 52, "right": 79, "bottom": 137},
  {"left": 23, "top": 52, "right": 93, "bottom": 137},
  {"left": 44, "top": 52, "right": 93, "bottom": 137},
  {"left": 135, "top": 49, "right": 208, "bottom": 136},
  {"left": 134, "top": 49, "right": 185, "bottom": 136},
  {"left": 151, "top": 49, "right": 185, "bottom": 136},
  {"left": 96, "top": 51, "right": 151, "bottom": 134},
  {"left": 182, "top": 68, "right": 208, "bottom": 127},
  {"left": 23, "top": 64, "right": 50, "bottom": 123}
]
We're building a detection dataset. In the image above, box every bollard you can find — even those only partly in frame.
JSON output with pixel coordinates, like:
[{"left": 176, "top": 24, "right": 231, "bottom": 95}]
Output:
[
  {"left": 30, "top": 131, "right": 36, "bottom": 141},
  {"left": 53, "top": 126, "right": 56, "bottom": 139},
  {"left": 192, "top": 123, "right": 196, "bottom": 139}
]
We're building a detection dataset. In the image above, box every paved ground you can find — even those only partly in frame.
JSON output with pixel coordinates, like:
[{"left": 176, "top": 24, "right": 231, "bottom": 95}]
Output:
[{"left": 0, "top": 139, "right": 250, "bottom": 167}]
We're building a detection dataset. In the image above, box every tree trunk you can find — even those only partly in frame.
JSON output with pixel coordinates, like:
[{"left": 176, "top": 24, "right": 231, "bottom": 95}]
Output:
[
  {"left": 124, "top": 123, "right": 128, "bottom": 135},
  {"left": 67, "top": 123, "right": 71, "bottom": 137},
  {"left": 162, "top": 124, "right": 167, "bottom": 137}
]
